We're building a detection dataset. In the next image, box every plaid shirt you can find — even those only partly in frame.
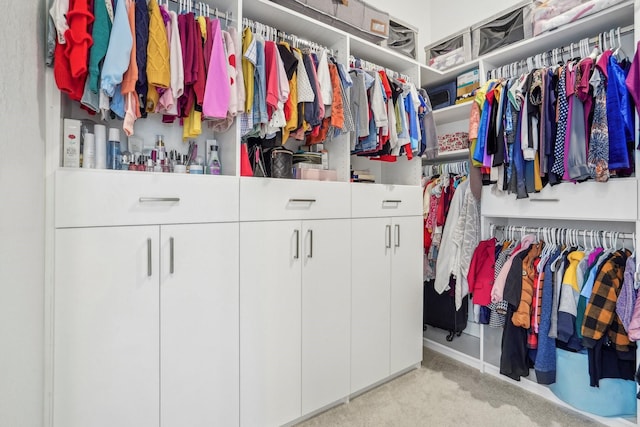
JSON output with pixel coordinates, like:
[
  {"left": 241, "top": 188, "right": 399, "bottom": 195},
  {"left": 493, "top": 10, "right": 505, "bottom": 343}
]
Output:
[{"left": 581, "top": 250, "right": 633, "bottom": 352}]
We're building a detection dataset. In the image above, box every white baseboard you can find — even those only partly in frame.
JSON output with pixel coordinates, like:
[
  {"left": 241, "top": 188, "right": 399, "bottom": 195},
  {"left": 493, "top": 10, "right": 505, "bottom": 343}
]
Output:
[{"left": 423, "top": 337, "right": 482, "bottom": 371}]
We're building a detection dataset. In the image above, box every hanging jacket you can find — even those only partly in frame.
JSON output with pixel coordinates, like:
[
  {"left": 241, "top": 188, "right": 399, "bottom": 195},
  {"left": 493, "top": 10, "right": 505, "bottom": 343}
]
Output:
[
  {"left": 512, "top": 242, "right": 543, "bottom": 329},
  {"left": 582, "top": 250, "right": 632, "bottom": 352},
  {"left": 468, "top": 238, "right": 497, "bottom": 306},
  {"left": 535, "top": 248, "right": 561, "bottom": 385},
  {"left": 607, "top": 55, "right": 632, "bottom": 170}
]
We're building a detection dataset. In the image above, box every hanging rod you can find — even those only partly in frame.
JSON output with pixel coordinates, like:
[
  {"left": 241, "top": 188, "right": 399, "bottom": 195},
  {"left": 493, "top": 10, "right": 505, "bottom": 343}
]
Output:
[
  {"left": 491, "top": 224, "right": 635, "bottom": 242},
  {"left": 349, "top": 55, "right": 411, "bottom": 83},
  {"left": 487, "top": 24, "right": 634, "bottom": 78},
  {"left": 242, "top": 18, "right": 336, "bottom": 56},
  {"left": 167, "top": 0, "right": 235, "bottom": 22}
]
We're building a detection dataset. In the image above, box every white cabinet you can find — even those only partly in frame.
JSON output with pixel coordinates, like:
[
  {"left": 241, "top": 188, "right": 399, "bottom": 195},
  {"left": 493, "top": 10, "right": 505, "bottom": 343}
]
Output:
[
  {"left": 240, "top": 218, "right": 350, "bottom": 427},
  {"left": 301, "top": 219, "right": 351, "bottom": 414},
  {"left": 351, "top": 215, "right": 423, "bottom": 393},
  {"left": 160, "top": 223, "right": 239, "bottom": 427},
  {"left": 350, "top": 184, "right": 423, "bottom": 393},
  {"left": 351, "top": 217, "right": 392, "bottom": 393},
  {"left": 54, "top": 226, "right": 160, "bottom": 427},
  {"left": 53, "top": 190, "right": 240, "bottom": 427},
  {"left": 389, "top": 215, "right": 424, "bottom": 374},
  {"left": 55, "top": 223, "right": 239, "bottom": 427}
]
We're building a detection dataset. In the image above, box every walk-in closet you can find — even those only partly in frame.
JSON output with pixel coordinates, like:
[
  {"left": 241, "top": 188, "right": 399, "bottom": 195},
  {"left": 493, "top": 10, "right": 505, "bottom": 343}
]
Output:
[{"left": 5, "top": 0, "right": 640, "bottom": 426}]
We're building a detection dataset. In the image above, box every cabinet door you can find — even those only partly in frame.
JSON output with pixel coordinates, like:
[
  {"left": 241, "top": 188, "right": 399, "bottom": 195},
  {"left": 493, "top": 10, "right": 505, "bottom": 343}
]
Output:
[
  {"left": 301, "top": 219, "right": 351, "bottom": 415},
  {"left": 240, "top": 221, "right": 302, "bottom": 427},
  {"left": 390, "top": 216, "right": 424, "bottom": 373},
  {"left": 350, "top": 217, "right": 392, "bottom": 393},
  {"left": 160, "top": 223, "right": 239, "bottom": 427},
  {"left": 54, "top": 226, "right": 159, "bottom": 427}
]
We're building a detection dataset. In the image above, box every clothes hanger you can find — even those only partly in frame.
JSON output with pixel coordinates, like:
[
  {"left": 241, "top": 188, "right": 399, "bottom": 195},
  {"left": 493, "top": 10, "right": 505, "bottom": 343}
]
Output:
[{"left": 614, "top": 27, "right": 628, "bottom": 60}]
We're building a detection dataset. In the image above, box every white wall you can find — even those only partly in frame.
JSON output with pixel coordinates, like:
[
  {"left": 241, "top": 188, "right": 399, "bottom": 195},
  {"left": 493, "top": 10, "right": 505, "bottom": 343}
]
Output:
[
  {"left": 366, "top": 0, "right": 432, "bottom": 63},
  {"left": 429, "top": 0, "right": 524, "bottom": 44},
  {"left": 0, "top": 1, "right": 46, "bottom": 426}
]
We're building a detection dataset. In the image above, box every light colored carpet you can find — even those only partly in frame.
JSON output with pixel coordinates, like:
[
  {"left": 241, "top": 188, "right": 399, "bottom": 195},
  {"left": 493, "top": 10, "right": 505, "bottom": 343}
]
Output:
[{"left": 298, "top": 347, "right": 606, "bottom": 427}]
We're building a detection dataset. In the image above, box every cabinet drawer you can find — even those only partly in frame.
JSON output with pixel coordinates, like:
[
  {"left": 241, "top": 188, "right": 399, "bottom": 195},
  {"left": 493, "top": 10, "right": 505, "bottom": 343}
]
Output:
[
  {"left": 55, "top": 169, "right": 239, "bottom": 228},
  {"left": 481, "top": 179, "right": 637, "bottom": 222},
  {"left": 239, "top": 178, "right": 350, "bottom": 221},
  {"left": 351, "top": 184, "right": 422, "bottom": 218}
]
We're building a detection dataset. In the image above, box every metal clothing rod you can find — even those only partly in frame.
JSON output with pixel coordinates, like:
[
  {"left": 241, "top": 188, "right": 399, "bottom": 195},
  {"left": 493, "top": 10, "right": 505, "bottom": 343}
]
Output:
[
  {"left": 348, "top": 55, "right": 411, "bottom": 83},
  {"left": 424, "top": 160, "right": 469, "bottom": 177},
  {"left": 492, "top": 224, "right": 635, "bottom": 242},
  {"left": 167, "top": 0, "right": 235, "bottom": 22},
  {"left": 487, "top": 24, "right": 634, "bottom": 78},
  {"left": 242, "top": 18, "right": 336, "bottom": 56}
]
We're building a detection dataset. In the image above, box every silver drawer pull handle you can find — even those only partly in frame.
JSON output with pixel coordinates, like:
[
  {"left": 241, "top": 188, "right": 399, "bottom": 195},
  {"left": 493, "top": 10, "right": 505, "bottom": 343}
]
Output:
[
  {"left": 385, "top": 225, "right": 391, "bottom": 249},
  {"left": 139, "top": 197, "right": 181, "bottom": 203},
  {"left": 170, "top": 237, "right": 175, "bottom": 274},
  {"left": 529, "top": 198, "right": 559, "bottom": 202},
  {"left": 147, "top": 238, "right": 152, "bottom": 277},
  {"left": 383, "top": 200, "right": 402, "bottom": 204},
  {"left": 289, "top": 198, "right": 316, "bottom": 203}
]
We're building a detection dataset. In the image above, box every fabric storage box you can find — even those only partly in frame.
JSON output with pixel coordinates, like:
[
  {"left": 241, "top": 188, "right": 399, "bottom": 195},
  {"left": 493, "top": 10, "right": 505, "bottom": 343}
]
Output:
[
  {"left": 270, "top": 0, "right": 389, "bottom": 42},
  {"left": 427, "top": 81, "right": 457, "bottom": 111},
  {"left": 550, "top": 348, "right": 636, "bottom": 418},
  {"left": 438, "top": 132, "right": 469, "bottom": 153},
  {"left": 424, "top": 28, "right": 472, "bottom": 71},
  {"left": 471, "top": 1, "right": 533, "bottom": 58},
  {"left": 531, "top": 0, "right": 626, "bottom": 37},
  {"left": 380, "top": 17, "right": 418, "bottom": 59}
]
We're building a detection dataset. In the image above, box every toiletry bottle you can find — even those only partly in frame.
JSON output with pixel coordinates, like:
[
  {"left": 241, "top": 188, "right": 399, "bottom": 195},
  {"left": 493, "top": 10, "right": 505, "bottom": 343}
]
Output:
[
  {"left": 207, "top": 140, "right": 221, "bottom": 175},
  {"left": 94, "top": 124, "right": 107, "bottom": 169},
  {"left": 82, "top": 132, "right": 95, "bottom": 169},
  {"left": 137, "top": 156, "right": 146, "bottom": 171},
  {"left": 107, "top": 128, "right": 122, "bottom": 170},
  {"left": 146, "top": 158, "right": 154, "bottom": 172}
]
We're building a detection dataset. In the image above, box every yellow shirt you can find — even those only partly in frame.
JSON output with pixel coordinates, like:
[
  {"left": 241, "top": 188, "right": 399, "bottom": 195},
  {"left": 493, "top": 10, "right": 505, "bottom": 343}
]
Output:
[{"left": 242, "top": 27, "right": 255, "bottom": 113}]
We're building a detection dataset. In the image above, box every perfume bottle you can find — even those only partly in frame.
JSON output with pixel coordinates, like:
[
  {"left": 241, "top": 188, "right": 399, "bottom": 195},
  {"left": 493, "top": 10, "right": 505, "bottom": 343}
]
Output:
[{"left": 207, "top": 140, "right": 221, "bottom": 175}]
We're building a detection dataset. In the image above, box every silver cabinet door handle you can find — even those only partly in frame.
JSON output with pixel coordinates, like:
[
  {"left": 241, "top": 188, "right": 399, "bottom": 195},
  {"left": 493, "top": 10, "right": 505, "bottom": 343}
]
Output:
[
  {"left": 383, "top": 200, "right": 402, "bottom": 204},
  {"left": 139, "top": 197, "right": 180, "bottom": 203},
  {"left": 395, "top": 224, "right": 400, "bottom": 248},
  {"left": 385, "top": 225, "right": 391, "bottom": 249},
  {"left": 170, "top": 237, "right": 175, "bottom": 274},
  {"left": 307, "top": 229, "right": 313, "bottom": 258},
  {"left": 289, "top": 198, "right": 317, "bottom": 203},
  {"left": 294, "top": 229, "right": 300, "bottom": 259},
  {"left": 529, "top": 198, "right": 559, "bottom": 202},
  {"left": 147, "top": 238, "right": 152, "bottom": 277}
]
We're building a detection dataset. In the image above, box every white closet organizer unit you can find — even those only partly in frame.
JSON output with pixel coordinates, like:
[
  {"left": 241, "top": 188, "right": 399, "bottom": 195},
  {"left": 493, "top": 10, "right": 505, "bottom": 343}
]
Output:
[
  {"left": 421, "top": 1, "right": 640, "bottom": 426},
  {"left": 44, "top": 0, "right": 425, "bottom": 426}
]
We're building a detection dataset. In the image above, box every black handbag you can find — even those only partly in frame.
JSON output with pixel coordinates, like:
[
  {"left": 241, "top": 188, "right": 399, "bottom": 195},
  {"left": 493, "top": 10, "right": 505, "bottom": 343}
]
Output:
[{"left": 270, "top": 147, "right": 293, "bottom": 179}]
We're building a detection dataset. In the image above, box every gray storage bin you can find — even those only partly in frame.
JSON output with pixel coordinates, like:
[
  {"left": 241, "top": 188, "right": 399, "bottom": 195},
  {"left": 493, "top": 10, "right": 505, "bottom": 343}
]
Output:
[
  {"left": 380, "top": 17, "right": 418, "bottom": 59},
  {"left": 471, "top": 1, "right": 533, "bottom": 58},
  {"left": 424, "top": 28, "right": 472, "bottom": 71},
  {"left": 270, "top": 0, "right": 389, "bottom": 42}
]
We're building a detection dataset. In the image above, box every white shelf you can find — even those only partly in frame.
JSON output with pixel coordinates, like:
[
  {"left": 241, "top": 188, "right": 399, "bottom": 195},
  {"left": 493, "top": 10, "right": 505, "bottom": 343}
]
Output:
[
  {"left": 481, "top": 0, "right": 634, "bottom": 68},
  {"left": 349, "top": 36, "right": 419, "bottom": 75},
  {"left": 432, "top": 102, "right": 472, "bottom": 125},
  {"left": 420, "top": 60, "right": 480, "bottom": 88},
  {"left": 242, "top": 0, "right": 347, "bottom": 49}
]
